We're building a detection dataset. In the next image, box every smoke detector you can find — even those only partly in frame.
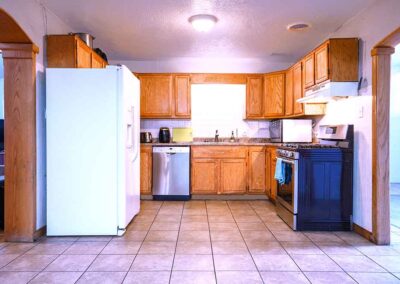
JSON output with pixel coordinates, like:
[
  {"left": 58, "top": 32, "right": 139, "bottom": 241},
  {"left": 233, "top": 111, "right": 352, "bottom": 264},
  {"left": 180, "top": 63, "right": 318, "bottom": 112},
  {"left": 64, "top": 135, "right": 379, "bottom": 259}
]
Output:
[{"left": 287, "top": 23, "right": 310, "bottom": 31}]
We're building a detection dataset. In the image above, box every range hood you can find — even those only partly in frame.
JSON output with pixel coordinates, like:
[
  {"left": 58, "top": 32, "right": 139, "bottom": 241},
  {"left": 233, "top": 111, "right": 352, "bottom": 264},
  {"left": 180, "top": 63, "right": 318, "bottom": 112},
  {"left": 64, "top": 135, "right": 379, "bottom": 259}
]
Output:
[{"left": 297, "top": 81, "right": 359, "bottom": 104}]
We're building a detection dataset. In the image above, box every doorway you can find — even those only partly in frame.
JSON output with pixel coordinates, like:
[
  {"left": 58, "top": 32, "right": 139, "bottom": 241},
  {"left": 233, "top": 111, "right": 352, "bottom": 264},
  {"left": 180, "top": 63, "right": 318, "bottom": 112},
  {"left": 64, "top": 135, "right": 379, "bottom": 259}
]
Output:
[{"left": 390, "top": 44, "right": 400, "bottom": 243}]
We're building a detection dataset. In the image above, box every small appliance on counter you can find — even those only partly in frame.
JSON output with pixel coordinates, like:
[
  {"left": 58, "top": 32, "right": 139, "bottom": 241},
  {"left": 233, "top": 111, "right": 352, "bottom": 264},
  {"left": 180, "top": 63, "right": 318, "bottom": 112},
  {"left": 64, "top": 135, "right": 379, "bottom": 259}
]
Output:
[
  {"left": 140, "top": 132, "right": 153, "bottom": 143},
  {"left": 158, "top": 127, "right": 171, "bottom": 143},
  {"left": 275, "top": 124, "right": 354, "bottom": 231},
  {"left": 269, "top": 119, "right": 312, "bottom": 143},
  {"left": 172, "top": 127, "right": 193, "bottom": 143}
]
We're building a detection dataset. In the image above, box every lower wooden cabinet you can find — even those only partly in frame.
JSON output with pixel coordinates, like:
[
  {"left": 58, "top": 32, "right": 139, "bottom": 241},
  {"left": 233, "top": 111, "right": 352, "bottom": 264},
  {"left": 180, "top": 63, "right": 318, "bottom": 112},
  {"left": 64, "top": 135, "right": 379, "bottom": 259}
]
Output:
[
  {"left": 248, "top": 147, "right": 266, "bottom": 193},
  {"left": 140, "top": 145, "right": 152, "bottom": 195},
  {"left": 191, "top": 159, "right": 219, "bottom": 194},
  {"left": 265, "top": 147, "right": 277, "bottom": 202},
  {"left": 220, "top": 159, "right": 247, "bottom": 194}
]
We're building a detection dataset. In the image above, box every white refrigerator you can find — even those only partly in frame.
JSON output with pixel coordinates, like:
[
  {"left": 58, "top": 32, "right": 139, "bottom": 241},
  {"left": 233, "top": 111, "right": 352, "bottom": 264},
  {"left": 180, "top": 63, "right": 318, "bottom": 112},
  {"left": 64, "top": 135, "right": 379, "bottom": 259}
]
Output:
[{"left": 46, "top": 65, "right": 140, "bottom": 236}]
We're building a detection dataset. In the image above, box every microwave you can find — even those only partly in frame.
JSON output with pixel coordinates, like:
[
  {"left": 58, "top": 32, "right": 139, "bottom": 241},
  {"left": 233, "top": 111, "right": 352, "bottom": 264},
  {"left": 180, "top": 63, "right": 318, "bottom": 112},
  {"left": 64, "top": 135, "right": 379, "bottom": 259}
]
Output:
[{"left": 269, "top": 119, "right": 312, "bottom": 143}]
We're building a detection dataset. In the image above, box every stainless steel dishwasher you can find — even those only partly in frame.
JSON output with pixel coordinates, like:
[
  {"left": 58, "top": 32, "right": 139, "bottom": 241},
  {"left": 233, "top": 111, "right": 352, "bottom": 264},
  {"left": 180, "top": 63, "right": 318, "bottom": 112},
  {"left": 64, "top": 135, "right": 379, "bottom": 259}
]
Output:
[{"left": 152, "top": 146, "right": 190, "bottom": 201}]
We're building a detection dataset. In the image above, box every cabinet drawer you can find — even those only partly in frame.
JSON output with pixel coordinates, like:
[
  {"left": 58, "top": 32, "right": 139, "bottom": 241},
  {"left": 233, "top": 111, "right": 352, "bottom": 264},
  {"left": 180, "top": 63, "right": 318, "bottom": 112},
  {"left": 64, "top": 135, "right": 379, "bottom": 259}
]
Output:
[{"left": 191, "top": 146, "right": 248, "bottom": 159}]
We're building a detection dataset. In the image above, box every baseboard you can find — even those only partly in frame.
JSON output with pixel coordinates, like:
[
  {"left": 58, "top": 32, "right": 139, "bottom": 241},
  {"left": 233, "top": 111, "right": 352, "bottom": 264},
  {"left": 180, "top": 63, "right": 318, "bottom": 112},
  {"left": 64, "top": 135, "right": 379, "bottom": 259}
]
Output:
[
  {"left": 33, "top": 226, "right": 46, "bottom": 241},
  {"left": 353, "top": 223, "right": 374, "bottom": 242}
]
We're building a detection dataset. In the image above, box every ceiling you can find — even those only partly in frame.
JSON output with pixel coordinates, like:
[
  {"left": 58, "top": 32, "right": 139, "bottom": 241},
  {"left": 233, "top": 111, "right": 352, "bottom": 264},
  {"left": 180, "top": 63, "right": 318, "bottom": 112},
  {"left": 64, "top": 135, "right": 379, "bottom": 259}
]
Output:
[{"left": 40, "top": 0, "right": 376, "bottom": 63}]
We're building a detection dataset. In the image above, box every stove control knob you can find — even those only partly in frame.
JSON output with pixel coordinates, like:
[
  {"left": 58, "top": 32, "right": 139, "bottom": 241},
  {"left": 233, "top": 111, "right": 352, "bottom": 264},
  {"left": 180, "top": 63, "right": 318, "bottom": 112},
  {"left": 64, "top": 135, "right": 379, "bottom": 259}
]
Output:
[{"left": 288, "top": 152, "right": 294, "bottom": 158}]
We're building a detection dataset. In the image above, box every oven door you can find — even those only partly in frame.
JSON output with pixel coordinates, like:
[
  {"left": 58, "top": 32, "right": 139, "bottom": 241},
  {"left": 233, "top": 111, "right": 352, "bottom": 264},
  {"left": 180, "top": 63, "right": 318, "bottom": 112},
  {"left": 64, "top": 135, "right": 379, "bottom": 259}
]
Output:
[{"left": 276, "top": 158, "right": 298, "bottom": 214}]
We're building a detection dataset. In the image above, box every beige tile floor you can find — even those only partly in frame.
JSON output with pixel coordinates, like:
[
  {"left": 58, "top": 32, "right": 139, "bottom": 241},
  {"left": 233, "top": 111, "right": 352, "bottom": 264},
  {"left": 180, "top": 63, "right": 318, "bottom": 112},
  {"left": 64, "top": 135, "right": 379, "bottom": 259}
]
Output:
[{"left": 0, "top": 200, "right": 400, "bottom": 283}]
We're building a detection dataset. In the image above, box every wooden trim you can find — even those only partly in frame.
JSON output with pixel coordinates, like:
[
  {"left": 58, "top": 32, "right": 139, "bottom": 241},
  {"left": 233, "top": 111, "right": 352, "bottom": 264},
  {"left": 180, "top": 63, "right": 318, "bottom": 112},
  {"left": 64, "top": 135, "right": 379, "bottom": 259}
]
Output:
[
  {"left": 0, "top": 8, "right": 33, "bottom": 43},
  {"left": 375, "top": 27, "right": 400, "bottom": 48},
  {"left": 34, "top": 226, "right": 47, "bottom": 241},
  {"left": 190, "top": 73, "right": 249, "bottom": 84},
  {"left": 353, "top": 223, "right": 373, "bottom": 242},
  {"left": 2, "top": 43, "right": 38, "bottom": 242},
  {"left": 371, "top": 46, "right": 394, "bottom": 245}
]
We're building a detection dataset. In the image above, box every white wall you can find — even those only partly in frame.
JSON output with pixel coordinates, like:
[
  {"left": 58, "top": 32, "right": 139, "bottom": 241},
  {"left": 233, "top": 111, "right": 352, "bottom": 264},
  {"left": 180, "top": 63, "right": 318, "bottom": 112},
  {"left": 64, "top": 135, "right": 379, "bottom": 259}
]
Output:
[
  {"left": 0, "top": 0, "right": 74, "bottom": 230},
  {"left": 319, "top": 0, "right": 400, "bottom": 231},
  {"left": 390, "top": 45, "right": 400, "bottom": 183}
]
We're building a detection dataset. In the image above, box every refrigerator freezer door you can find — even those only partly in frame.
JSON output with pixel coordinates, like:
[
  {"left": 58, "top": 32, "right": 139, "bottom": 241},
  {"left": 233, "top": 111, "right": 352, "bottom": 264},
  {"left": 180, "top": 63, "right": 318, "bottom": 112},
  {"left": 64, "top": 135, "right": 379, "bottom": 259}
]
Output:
[
  {"left": 46, "top": 68, "right": 119, "bottom": 236},
  {"left": 116, "top": 66, "right": 140, "bottom": 233}
]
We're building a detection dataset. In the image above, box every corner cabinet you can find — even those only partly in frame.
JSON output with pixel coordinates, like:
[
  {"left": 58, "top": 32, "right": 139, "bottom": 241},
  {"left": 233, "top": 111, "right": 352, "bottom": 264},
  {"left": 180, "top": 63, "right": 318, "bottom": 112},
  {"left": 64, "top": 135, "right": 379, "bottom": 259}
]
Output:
[
  {"left": 140, "top": 145, "right": 152, "bottom": 195},
  {"left": 248, "top": 147, "right": 266, "bottom": 193},
  {"left": 139, "top": 74, "right": 191, "bottom": 119},
  {"left": 47, "top": 35, "right": 107, "bottom": 68},
  {"left": 266, "top": 147, "right": 277, "bottom": 202}
]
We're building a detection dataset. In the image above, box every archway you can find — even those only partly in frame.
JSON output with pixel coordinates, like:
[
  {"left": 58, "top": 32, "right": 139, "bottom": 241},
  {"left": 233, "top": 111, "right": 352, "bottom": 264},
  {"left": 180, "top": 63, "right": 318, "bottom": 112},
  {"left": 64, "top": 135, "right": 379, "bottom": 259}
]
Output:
[
  {"left": 0, "top": 8, "right": 39, "bottom": 242},
  {"left": 371, "top": 27, "right": 400, "bottom": 245}
]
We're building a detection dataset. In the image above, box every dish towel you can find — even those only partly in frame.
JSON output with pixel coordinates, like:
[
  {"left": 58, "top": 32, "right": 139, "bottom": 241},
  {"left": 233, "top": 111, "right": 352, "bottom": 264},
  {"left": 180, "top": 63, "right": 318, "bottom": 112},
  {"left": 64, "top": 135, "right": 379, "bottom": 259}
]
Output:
[
  {"left": 284, "top": 162, "right": 292, "bottom": 185},
  {"left": 274, "top": 158, "right": 285, "bottom": 185}
]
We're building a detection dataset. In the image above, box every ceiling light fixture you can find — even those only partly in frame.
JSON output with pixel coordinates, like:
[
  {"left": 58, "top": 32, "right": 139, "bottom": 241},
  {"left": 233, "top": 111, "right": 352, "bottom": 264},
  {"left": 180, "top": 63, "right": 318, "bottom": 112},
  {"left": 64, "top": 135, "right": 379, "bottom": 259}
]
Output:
[{"left": 188, "top": 14, "right": 218, "bottom": 32}]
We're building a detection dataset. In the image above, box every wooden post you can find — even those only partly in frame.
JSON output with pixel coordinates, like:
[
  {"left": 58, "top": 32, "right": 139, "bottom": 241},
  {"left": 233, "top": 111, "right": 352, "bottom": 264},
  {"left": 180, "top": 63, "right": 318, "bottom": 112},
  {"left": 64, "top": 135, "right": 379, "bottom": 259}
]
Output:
[
  {"left": 371, "top": 46, "right": 395, "bottom": 245},
  {"left": 1, "top": 43, "right": 39, "bottom": 242}
]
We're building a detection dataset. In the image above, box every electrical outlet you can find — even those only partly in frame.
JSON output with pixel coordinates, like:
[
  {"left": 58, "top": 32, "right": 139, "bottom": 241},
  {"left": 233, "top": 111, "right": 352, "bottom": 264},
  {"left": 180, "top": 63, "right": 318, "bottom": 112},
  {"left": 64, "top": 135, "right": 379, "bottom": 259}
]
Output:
[{"left": 358, "top": 106, "right": 364, "bottom": 118}]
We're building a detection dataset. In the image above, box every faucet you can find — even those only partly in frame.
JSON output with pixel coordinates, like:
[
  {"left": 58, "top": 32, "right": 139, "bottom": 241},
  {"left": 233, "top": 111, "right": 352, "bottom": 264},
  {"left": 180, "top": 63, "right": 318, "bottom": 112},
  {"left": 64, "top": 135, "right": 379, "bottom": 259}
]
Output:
[{"left": 214, "top": 130, "right": 219, "bottom": 142}]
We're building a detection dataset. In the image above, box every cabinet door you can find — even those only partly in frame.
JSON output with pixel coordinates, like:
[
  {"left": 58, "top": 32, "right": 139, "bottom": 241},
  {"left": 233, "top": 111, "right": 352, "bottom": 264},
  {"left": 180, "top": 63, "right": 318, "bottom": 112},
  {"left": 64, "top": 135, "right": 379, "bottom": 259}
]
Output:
[
  {"left": 304, "top": 53, "right": 315, "bottom": 88},
  {"left": 248, "top": 147, "right": 266, "bottom": 193},
  {"left": 285, "top": 68, "right": 293, "bottom": 116},
  {"left": 269, "top": 149, "right": 277, "bottom": 202},
  {"left": 265, "top": 149, "right": 271, "bottom": 198},
  {"left": 246, "top": 76, "right": 264, "bottom": 118},
  {"left": 174, "top": 75, "right": 191, "bottom": 118},
  {"left": 220, "top": 159, "right": 247, "bottom": 194},
  {"left": 91, "top": 52, "right": 105, "bottom": 68},
  {"left": 264, "top": 73, "right": 285, "bottom": 117},
  {"left": 140, "top": 146, "right": 152, "bottom": 195},
  {"left": 191, "top": 159, "right": 219, "bottom": 194},
  {"left": 76, "top": 40, "right": 92, "bottom": 68},
  {"left": 293, "top": 62, "right": 304, "bottom": 115},
  {"left": 140, "top": 75, "right": 173, "bottom": 117},
  {"left": 315, "top": 43, "right": 329, "bottom": 84}
]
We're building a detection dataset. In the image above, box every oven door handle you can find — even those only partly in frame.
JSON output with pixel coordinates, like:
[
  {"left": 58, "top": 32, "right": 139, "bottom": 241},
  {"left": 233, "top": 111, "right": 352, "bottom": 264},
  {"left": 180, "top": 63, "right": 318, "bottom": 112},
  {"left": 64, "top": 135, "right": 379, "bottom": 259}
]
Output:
[{"left": 279, "top": 158, "right": 296, "bottom": 165}]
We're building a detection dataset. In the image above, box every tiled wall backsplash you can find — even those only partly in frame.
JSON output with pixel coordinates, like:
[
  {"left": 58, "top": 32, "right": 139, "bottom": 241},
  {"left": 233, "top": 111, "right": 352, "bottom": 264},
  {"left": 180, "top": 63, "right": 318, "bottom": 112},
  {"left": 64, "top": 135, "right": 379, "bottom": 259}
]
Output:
[
  {"left": 140, "top": 119, "right": 270, "bottom": 139},
  {"left": 140, "top": 84, "right": 270, "bottom": 139}
]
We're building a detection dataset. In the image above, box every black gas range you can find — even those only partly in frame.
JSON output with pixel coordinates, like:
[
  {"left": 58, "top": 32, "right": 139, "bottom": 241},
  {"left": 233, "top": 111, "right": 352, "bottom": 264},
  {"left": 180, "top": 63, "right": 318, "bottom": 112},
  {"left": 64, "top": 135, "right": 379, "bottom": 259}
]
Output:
[{"left": 275, "top": 125, "right": 354, "bottom": 231}]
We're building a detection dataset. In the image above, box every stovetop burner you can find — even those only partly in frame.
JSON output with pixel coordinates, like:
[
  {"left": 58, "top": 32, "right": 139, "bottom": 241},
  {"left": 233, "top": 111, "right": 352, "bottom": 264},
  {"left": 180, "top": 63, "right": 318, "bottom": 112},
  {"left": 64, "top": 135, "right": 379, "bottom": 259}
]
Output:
[{"left": 280, "top": 143, "right": 339, "bottom": 150}]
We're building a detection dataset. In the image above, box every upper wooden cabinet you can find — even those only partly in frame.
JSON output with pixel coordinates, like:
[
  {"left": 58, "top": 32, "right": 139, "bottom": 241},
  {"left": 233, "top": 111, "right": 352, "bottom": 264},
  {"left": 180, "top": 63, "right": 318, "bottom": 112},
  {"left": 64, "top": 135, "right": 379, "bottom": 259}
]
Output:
[
  {"left": 292, "top": 62, "right": 304, "bottom": 115},
  {"left": 285, "top": 68, "right": 294, "bottom": 116},
  {"left": 47, "top": 35, "right": 107, "bottom": 68},
  {"left": 304, "top": 53, "right": 315, "bottom": 88},
  {"left": 140, "top": 75, "right": 173, "bottom": 118},
  {"left": 304, "top": 38, "right": 359, "bottom": 89},
  {"left": 315, "top": 42, "right": 329, "bottom": 84},
  {"left": 139, "top": 74, "right": 191, "bottom": 118},
  {"left": 248, "top": 147, "right": 266, "bottom": 193},
  {"left": 264, "top": 72, "right": 285, "bottom": 117},
  {"left": 246, "top": 76, "right": 264, "bottom": 118},
  {"left": 174, "top": 75, "right": 191, "bottom": 118}
]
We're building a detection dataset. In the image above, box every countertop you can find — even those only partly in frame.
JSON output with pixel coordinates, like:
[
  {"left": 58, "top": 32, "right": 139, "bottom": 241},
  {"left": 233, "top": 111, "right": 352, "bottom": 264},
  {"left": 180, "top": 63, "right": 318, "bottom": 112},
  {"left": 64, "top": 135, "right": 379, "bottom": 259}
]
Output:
[{"left": 141, "top": 138, "right": 283, "bottom": 147}]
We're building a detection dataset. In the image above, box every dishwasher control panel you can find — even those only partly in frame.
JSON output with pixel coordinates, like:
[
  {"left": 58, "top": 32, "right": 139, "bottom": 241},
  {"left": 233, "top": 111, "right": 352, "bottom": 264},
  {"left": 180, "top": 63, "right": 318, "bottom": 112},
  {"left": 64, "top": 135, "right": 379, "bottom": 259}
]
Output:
[{"left": 152, "top": 146, "right": 190, "bottom": 154}]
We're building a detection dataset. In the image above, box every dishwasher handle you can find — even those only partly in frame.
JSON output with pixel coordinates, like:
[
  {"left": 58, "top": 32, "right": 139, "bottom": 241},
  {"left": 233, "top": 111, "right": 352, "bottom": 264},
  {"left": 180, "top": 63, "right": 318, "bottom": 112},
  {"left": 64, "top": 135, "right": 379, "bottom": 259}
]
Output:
[{"left": 153, "top": 147, "right": 190, "bottom": 154}]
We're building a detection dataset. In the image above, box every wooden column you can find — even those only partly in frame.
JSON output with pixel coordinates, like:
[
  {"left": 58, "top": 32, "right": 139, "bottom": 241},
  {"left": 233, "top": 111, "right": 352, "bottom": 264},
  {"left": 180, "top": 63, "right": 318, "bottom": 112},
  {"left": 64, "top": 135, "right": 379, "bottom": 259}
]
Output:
[
  {"left": 1, "top": 43, "right": 39, "bottom": 242},
  {"left": 371, "top": 46, "right": 395, "bottom": 245}
]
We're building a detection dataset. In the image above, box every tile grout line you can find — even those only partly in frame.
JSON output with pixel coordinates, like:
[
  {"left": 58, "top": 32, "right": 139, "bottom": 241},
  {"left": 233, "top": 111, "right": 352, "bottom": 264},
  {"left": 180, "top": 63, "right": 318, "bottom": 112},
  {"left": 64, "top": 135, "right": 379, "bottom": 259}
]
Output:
[
  {"left": 122, "top": 200, "right": 164, "bottom": 283},
  {"left": 205, "top": 200, "right": 218, "bottom": 284},
  {"left": 167, "top": 201, "right": 184, "bottom": 284},
  {"left": 227, "top": 201, "right": 266, "bottom": 284}
]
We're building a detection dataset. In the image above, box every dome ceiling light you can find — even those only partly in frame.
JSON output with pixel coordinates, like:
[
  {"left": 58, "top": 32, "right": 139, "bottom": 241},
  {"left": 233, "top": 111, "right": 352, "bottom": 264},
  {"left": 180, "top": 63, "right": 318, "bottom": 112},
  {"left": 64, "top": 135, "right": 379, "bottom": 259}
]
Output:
[
  {"left": 188, "top": 14, "right": 218, "bottom": 32},
  {"left": 287, "top": 22, "right": 310, "bottom": 31}
]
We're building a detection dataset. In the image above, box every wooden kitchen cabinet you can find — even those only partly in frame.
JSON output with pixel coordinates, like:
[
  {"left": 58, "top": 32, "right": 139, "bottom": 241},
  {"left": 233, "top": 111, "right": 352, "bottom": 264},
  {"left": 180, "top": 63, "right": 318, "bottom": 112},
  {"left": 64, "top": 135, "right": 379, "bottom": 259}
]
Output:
[
  {"left": 47, "top": 35, "right": 107, "bottom": 68},
  {"left": 248, "top": 147, "right": 266, "bottom": 193},
  {"left": 246, "top": 75, "right": 264, "bottom": 118},
  {"left": 140, "top": 75, "right": 173, "bottom": 118},
  {"left": 264, "top": 72, "right": 285, "bottom": 117},
  {"left": 191, "top": 159, "right": 219, "bottom": 194},
  {"left": 191, "top": 146, "right": 248, "bottom": 195},
  {"left": 140, "top": 145, "right": 152, "bottom": 195},
  {"left": 220, "top": 159, "right": 247, "bottom": 194},
  {"left": 139, "top": 74, "right": 191, "bottom": 118},
  {"left": 292, "top": 62, "right": 304, "bottom": 115},
  {"left": 304, "top": 53, "right": 315, "bottom": 88},
  {"left": 315, "top": 42, "right": 329, "bottom": 84},
  {"left": 266, "top": 147, "right": 278, "bottom": 202},
  {"left": 174, "top": 75, "right": 191, "bottom": 118},
  {"left": 285, "top": 68, "right": 294, "bottom": 116}
]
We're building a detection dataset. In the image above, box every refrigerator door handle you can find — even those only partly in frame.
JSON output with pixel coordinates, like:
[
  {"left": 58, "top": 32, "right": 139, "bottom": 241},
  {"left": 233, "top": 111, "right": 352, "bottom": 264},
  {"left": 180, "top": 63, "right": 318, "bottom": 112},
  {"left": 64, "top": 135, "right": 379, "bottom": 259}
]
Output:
[{"left": 130, "top": 106, "right": 139, "bottom": 162}]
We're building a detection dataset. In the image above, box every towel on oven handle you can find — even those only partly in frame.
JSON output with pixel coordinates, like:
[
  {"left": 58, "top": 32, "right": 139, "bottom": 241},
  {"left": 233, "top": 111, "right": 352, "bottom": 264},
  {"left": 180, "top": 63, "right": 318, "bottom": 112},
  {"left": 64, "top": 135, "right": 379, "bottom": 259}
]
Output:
[{"left": 274, "top": 158, "right": 285, "bottom": 184}]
